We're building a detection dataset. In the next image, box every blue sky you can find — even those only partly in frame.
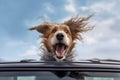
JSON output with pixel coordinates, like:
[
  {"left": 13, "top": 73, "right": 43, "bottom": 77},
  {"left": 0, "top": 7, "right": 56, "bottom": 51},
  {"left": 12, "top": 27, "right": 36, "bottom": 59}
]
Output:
[{"left": 0, "top": 0, "right": 120, "bottom": 61}]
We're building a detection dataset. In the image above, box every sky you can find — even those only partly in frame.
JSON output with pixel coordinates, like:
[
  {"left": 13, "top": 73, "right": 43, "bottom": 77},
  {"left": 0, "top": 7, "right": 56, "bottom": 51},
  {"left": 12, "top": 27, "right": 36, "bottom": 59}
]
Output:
[{"left": 0, "top": 0, "right": 120, "bottom": 61}]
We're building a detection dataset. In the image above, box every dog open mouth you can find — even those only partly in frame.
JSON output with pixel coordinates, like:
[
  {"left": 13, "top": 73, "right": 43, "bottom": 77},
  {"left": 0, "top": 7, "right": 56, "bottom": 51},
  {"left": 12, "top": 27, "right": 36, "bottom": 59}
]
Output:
[{"left": 54, "top": 43, "right": 67, "bottom": 59}]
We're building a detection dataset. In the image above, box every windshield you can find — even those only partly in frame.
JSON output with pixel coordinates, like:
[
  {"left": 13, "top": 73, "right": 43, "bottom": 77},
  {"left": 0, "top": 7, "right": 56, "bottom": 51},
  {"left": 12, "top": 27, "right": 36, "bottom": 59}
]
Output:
[
  {"left": 0, "top": 72, "right": 120, "bottom": 80},
  {"left": 0, "top": 0, "right": 120, "bottom": 61}
]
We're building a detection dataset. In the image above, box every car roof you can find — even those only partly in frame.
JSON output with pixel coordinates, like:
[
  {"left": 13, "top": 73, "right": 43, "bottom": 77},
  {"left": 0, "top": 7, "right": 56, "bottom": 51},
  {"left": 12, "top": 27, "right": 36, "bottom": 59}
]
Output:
[{"left": 0, "top": 59, "right": 120, "bottom": 72}]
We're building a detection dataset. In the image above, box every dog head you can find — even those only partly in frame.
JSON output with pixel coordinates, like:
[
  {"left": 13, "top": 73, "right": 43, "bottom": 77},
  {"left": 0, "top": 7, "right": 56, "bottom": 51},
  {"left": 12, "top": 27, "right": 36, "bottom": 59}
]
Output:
[{"left": 29, "top": 15, "right": 93, "bottom": 61}]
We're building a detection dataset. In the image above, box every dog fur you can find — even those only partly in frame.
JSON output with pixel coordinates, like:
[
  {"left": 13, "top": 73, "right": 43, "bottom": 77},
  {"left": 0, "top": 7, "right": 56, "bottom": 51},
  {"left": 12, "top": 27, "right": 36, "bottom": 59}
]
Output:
[
  {"left": 29, "top": 15, "right": 93, "bottom": 62},
  {"left": 29, "top": 15, "right": 93, "bottom": 79}
]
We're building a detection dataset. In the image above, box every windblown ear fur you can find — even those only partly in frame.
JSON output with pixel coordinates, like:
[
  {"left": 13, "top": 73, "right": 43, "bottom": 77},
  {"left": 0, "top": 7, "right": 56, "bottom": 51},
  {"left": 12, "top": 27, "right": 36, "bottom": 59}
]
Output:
[
  {"left": 29, "top": 22, "right": 52, "bottom": 34},
  {"left": 64, "top": 15, "right": 93, "bottom": 40}
]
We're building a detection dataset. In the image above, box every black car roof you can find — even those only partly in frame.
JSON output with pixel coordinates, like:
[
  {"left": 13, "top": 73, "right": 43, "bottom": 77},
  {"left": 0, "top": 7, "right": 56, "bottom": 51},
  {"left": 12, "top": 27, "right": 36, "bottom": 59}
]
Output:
[{"left": 0, "top": 59, "right": 120, "bottom": 72}]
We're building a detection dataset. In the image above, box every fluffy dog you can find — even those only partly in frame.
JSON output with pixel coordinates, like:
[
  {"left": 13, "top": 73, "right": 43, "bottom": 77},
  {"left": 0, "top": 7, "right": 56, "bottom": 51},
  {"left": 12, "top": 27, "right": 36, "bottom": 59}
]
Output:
[
  {"left": 29, "top": 15, "right": 93, "bottom": 79},
  {"left": 29, "top": 15, "right": 92, "bottom": 62}
]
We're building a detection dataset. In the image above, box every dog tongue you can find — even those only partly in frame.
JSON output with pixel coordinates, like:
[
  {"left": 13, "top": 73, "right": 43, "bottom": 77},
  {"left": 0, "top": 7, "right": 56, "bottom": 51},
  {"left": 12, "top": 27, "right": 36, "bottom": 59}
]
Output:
[{"left": 56, "top": 45, "right": 65, "bottom": 57}]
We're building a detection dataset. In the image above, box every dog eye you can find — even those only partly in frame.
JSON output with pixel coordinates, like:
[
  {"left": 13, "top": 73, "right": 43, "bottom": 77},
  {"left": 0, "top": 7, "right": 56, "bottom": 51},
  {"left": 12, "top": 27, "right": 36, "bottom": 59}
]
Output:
[{"left": 52, "top": 29, "right": 57, "bottom": 33}]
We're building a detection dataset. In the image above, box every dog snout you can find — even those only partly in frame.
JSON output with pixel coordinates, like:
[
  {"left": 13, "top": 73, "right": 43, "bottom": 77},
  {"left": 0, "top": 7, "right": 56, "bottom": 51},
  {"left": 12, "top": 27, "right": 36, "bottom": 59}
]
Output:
[{"left": 56, "top": 33, "right": 64, "bottom": 41}]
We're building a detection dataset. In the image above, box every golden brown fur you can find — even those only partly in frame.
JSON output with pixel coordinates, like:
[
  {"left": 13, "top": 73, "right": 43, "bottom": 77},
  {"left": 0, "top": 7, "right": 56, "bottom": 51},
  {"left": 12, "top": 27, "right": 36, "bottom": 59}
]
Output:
[{"left": 29, "top": 15, "right": 93, "bottom": 61}]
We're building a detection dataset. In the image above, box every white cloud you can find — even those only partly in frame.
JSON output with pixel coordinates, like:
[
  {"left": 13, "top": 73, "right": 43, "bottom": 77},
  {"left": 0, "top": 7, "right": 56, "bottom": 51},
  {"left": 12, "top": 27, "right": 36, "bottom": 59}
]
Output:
[
  {"left": 107, "top": 38, "right": 120, "bottom": 46},
  {"left": 90, "top": 1, "right": 115, "bottom": 13},
  {"left": 75, "top": 15, "right": 120, "bottom": 60},
  {"left": 77, "top": 18, "right": 115, "bottom": 46},
  {"left": 25, "top": 14, "right": 50, "bottom": 27},
  {"left": 20, "top": 45, "right": 39, "bottom": 56},
  {"left": 80, "top": 1, "right": 116, "bottom": 14},
  {"left": 5, "top": 40, "right": 29, "bottom": 47},
  {"left": 80, "top": 6, "right": 88, "bottom": 11},
  {"left": 65, "top": 0, "right": 76, "bottom": 13},
  {"left": 94, "top": 18, "right": 115, "bottom": 33},
  {"left": 85, "top": 18, "right": 118, "bottom": 46},
  {"left": 84, "top": 36, "right": 97, "bottom": 45},
  {"left": 44, "top": 3, "right": 54, "bottom": 13}
]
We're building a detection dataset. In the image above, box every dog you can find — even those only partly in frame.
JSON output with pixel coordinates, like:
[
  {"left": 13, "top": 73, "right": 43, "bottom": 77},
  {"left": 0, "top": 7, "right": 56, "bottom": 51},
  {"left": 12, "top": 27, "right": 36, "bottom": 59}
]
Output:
[
  {"left": 29, "top": 15, "right": 93, "bottom": 79},
  {"left": 29, "top": 15, "right": 92, "bottom": 62}
]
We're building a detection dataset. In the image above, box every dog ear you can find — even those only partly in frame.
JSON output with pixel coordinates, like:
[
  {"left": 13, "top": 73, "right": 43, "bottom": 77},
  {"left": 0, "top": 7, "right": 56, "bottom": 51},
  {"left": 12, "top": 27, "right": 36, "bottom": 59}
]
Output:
[
  {"left": 29, "top": 22, "right": 52, "bottom": 34},
  {"left": 64, "top": 15, "right": 93, "bottom": 40}
]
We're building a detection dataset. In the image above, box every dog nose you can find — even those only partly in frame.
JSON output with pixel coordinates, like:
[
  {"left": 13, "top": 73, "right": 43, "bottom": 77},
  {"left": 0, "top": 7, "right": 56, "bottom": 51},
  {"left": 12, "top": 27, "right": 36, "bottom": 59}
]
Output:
[{"left": 56, "top": 33, "right": 64, "bottom": 41}]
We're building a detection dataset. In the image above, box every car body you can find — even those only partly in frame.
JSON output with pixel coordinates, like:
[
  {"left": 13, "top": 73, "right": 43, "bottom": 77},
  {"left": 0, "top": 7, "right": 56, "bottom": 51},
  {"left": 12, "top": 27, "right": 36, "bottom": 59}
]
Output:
[{"left": 0, "top": 59, "right": 120, "bottom": 80}]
